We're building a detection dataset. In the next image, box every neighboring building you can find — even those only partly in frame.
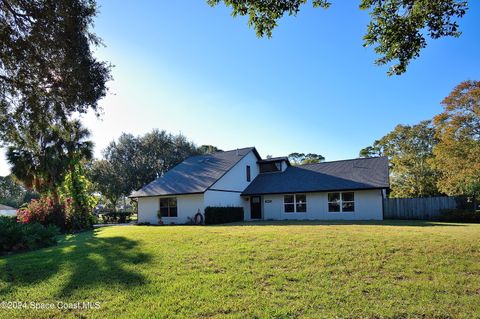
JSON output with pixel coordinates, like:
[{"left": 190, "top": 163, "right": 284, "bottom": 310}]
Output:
[
  {"left": 0, "top": 204, "right": 17, "bottom": 217},
  {"left": 130, "top": 147, "right": 389, "bottom": 224}
]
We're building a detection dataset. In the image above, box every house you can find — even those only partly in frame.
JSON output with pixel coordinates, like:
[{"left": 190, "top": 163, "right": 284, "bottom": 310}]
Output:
[
  {"left": 0, "top": 204, "right": 17, "bottom": 217},
  {"left": 130, "top": 147, "right": 389, "bottom": 223}
]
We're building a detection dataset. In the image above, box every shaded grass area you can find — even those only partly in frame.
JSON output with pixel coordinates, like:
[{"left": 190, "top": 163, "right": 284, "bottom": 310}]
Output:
[{"left": 1, "top": 221, "right": 480, "bottom": 318}]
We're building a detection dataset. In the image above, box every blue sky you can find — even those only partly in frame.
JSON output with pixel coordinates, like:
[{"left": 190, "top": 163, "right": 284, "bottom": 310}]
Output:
[{"left": 1, "top": 1, "right": 479, "bottom": 175}]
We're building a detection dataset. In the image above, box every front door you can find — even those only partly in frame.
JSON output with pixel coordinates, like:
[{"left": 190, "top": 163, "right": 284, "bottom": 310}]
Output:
[{"left": 250, "top": 196, "right": 262, "bottom": 219}]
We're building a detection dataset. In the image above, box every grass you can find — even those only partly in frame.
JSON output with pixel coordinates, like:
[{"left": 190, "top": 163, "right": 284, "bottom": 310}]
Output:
[{"left": 1, "top": 220, "right": 480, "bottom": 318}]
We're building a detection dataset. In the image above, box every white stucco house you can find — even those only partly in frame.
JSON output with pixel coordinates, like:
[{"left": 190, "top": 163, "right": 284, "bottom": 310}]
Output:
[
  {"left": 0, "top": 204, "right": 17, "bottom": 217},
  {"left": 130, "top": 147, "right": 390, "bottom": 224}
]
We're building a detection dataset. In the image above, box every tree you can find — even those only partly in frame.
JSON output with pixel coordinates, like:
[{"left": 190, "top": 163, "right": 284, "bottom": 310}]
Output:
[
  {"left": 303, "top": 153, "right": 325, "bottom": 164},
  {"left": 60, "top": 163, "right": 96, "bottom": 230},
  {"left": 6, "top": 120, "right": 95, "bottom": 229},
  {"left": 288, "top": 152, "right": 325, "bottom": 165},
  {"left": 198, "top": 145, "right": 223, "bottom": 154},
  {"left": 359, "top": 121, "right": 440, "bottom": 197},
  {"left": 89, "top": 160, "right": 124, "bottom": 211},
  {"left": 5, "top": 120, "right": 95, "bottom": 229},
  {"left": 207, "top": 0, "right": 468, "bottom": 75},
  {"left": 358, "top": 142, "right": 383, "bottom": 158},
  {"left": 0, "top": 175, "right": 38, "bottom": 208},
  {"left": 430, "top": 80, "right": 480, "bottom": 208},
  {"left": 0, "top": 0, "right": 111, "bottom": 145},
  {"left": 6, "top": 120, "right": 93, "bottom": 195},
  {"left": 58, "top": 120, "right": 96, "bottom": 229},
  {"left": 92, "top": 130, "right": 201, "bottom": 201}
]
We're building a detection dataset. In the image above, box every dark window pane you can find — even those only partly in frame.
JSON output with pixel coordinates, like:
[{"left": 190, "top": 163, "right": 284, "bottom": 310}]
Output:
[
  {"left": 284, "top": 203, "right": 294, "bottom": 213},
  {"left": 296, "top": 203, "right": 307, "bottom": 213},
  {"left": 169, "top": 207, "right": 178, "bottom": 217},
  {"left": 246, "top": 165, "right": 251, "bottom": 182},
  {"left": 342, "top": 192, "right": 354, "bottom": 202},
  {"left": 160, "top": 207, "right": 169, "bottom": 217},
  {"left": 284, "top": 195, "right": 294, "bottom": 204},
  {"left": 295, "top": 194, "right": 306, "bottom": 204},
  {"left": 328, "top": 193, "right": 340, "bottom": 203},
  {"left": 328, "top": 203, "right": 340, "bottom": 212},
  {"left": 168, "top": 198, "right": 177, "bottom": 207},
  {"left": 160, "top": 198, "right": 169, "bottom": 207},
  {"left": 259, "top": 162, "right": 280, "bottom": 173},
  {"left": 342, "top": 202, "right": 355, "bottom": 212}
]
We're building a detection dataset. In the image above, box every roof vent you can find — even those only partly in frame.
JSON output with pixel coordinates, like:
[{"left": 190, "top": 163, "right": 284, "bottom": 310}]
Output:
[{"left": 236, "top": 148, "right": 239, "bottom": 156}]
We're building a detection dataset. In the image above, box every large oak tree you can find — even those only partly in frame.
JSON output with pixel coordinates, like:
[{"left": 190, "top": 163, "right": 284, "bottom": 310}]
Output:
[
  {"left": 0, "top": 0, "right": 110, "bottom": 145},
  {"left": 207, "top": 0, "right": 468, "bottom": 75},
  {"left": 90, "top": 130, "right": 202, "bottom": 209},
  {"left": 430, "top": 80, "right": 480, "bottom": 207},
  {"left": 360, "top": 121, "right": 440, "bottom": 198}
]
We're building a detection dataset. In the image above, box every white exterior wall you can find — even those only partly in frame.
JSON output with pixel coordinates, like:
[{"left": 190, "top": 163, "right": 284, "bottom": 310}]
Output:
[
  {"left": 137, "top": 194, "right": 204, "bottom": 224},
  {"left": 209, "top": 151, "right": 259, "bottom": 192},
  {"left": 262, "top": 189, "right": 383, "bottom": 220},
  {"left": 206, "top": 150, "right": 259, "bottom": 220},
  {"left": 0, "top": 209, "right": 17, "bottom": 217},
  {"left": 204, "top": 190, "right": 250, "bottom": 219}
]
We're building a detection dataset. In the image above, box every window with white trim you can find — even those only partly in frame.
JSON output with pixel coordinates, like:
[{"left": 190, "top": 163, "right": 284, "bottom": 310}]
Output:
[
  {"left": 159, "top": 197, "right": 178, "bottom": 217},
  {"left": 284, "top": 194, "right": 307, "bottom": 213},
  {"left": 328, "top": 192, "right": 355, "bottom": 212}
]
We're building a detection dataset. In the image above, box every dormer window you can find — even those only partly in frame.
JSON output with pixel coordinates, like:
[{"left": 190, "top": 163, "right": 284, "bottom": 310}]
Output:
[
  {"left": 259, "top": 162, "right": 280, "bottom": 173},
  {"left": 258, "top": 157, "right": 290, "bottom": 173}
]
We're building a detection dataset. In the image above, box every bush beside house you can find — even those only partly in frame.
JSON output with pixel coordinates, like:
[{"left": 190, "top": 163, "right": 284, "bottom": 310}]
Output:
[{"left": 204, "top": 206, "right": 244, "bottom": 225}]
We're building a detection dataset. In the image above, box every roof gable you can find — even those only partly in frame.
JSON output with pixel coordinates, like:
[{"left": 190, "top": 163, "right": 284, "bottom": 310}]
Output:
[{"left": 131, "top": 147, "right": 259, "bottom": 197}]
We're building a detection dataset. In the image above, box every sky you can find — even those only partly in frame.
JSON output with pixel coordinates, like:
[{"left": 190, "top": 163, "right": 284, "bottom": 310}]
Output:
[{"left": 1, "top": 1, "right": 479, "bottom": 175}]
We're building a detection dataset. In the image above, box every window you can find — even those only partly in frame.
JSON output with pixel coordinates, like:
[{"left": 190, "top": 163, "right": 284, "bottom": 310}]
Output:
[
  {"left": 328, "top": 192, "right": 355, "bottom": 213},
  {"left": 328, "top": 193, "right": 341, "bottom": 212},
  {"left": 275, "top": 162, "right": 281, "bottom": 171},
  {"left": 296, "top": 194, "right": 307, "bottom": 213},
  {"left": 159, "top": 197, "right": 177, "bottom": 217},
  {"left": 246, "top": 165, "right": 251, "bottom": 182},
  {"left": 284, "top": 195, "right": 295, "bottom": 213},
  {"left": 284, "top": 194, "right": 307, "bottom": 213},
  {"left": 342, "top": 192, "right": 355, "bottom": 212},
  {"left": 259, "top": 162, "right": 281, "bottom": 173}
]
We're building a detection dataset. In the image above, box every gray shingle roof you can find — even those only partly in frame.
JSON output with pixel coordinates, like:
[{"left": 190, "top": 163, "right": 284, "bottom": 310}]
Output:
[
  {"left": 130, "top": 147, "right": 258, "bottom": 197},
  {"left": 242, "top": 157, "right": 389, "bottom": 195}
]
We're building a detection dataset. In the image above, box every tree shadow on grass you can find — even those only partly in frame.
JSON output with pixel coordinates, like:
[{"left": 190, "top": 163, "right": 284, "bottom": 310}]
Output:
[
  {"left": 216, "top": 219, "right": 468, "bottom": 227},
  {"left": 0, "top": 229, "right": 150, "bottom": 298}
]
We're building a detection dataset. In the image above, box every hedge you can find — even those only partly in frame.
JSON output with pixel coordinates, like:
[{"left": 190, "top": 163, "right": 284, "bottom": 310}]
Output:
[
  {"left": 0, "top": 216, "right": 59, "bottom": 255},
  {"left": 101, "top": 211, "right": 133, "bottom": 224},
  {"left": 437, "top": 209, "right": 480, "bottom": 223},
  {"left": 204, "top": 206, "right": 244, "bottom": 225}
]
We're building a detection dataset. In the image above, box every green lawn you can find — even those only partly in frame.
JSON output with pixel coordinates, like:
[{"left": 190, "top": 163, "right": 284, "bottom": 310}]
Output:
[{"left": 1, "top": 221, "right": 480, "bottom": 318}]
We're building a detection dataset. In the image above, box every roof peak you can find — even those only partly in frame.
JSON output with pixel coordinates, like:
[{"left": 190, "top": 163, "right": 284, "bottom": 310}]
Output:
[
  {"left": 216, "top": 146, "right": 255, "bottom": 154},
  {"left": 297, "top": 156, "right": 388, "bottom": 167}
]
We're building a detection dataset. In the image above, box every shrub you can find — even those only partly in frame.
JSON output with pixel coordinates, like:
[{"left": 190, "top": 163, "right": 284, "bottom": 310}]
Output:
[
  {"left": 0, "top": 216, "right": 24, "bottom": 252},
  {"left": 17, "top": 196, "right": 69, "bottom": 230},
  {"left": 21, "top": 223, "right": 60, "bottom": 250},
  {"left": 0, "top": 216, "right": 59, "bottom": 255},
  {"left": 102, "top": 211, "right": 133, "bottom": 224},
  {"left": 437, "top": 209, "right": 480, "bottom": 223},
  {"left": 137, "top": 222, "right": 151, "bottom": 226},
  {"left": 204, "top": 206, "right": 244, "bottom": 225}
]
